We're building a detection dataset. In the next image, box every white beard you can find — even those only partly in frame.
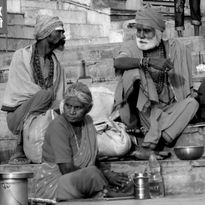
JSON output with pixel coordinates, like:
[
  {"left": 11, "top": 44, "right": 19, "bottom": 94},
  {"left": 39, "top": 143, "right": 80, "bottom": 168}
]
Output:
[{"left": 136, "top": 31, "right": 162, "bottom": 51}]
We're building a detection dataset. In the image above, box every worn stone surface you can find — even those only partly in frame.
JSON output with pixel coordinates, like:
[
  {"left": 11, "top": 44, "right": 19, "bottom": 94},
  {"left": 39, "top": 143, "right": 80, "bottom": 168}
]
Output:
[
  {"left": 1, "top": 159, "right": 205, "bottom": 197},
  {"left": 100, "top": 159, "right": 205, "bottom": 196}
]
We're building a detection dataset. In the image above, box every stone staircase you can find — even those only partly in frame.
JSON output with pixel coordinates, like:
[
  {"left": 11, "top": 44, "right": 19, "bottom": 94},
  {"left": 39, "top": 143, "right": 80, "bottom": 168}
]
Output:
[
  {"left": 0, "top": 0, "right": 111, "bottom": 52},
  {"left": 1, "top": 35, "right": 205, "bottom": 163}
]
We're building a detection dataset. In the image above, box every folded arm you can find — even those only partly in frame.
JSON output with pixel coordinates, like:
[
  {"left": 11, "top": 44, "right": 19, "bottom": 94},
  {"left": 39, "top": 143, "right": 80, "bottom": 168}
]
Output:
[{"left": 114, "top": 56, "right": 174, "bottom": 72}]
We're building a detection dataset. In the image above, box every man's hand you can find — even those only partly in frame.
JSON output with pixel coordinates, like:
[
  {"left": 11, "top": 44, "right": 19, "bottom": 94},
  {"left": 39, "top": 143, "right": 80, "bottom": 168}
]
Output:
[
  {"left": 149, "top": 58, "right": 174, "bottom": 72},
  {"left": 105, "top": 171, "right": 129, "bottom": 187}
]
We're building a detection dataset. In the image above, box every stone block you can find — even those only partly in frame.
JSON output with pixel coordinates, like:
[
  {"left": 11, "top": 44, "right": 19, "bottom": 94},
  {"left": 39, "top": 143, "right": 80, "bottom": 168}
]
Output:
[
  {"left": 68, "top": 23, "right": 105, "bottom": 38},
  {"left": 3, "top": 24, "right": 34, "bottom": 39},
  {"left": 23, "top": 9, "right": 87, "bottom": 25},
  {"left": 0, "top": 52, "right": 13, "bottom": 68},
  {"left": 21, "top": 0, "right": 58, "bottom": 10},
  {"left": 0, "top": 37, "right": 35, "bottom": 51},
  {"left": 86, "top": 8, "right": 111, "bottom": 36},
  {"left": 66, "top": 37, "right": 109, "bottom": 46},
  {"left": 7, "top": 0, "right": 21, "bottom": 13},
  {"left": 92, "top": 0, "right": 127, "bottom": 10},
  {"left": 7, "top": 12, "right": 25, "bottom": 25}
]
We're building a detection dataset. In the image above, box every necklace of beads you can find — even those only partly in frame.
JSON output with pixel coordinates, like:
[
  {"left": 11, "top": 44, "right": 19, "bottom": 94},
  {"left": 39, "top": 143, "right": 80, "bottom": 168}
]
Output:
[{"left": 32, "top": 45, "right": 54, "bottom": 89}]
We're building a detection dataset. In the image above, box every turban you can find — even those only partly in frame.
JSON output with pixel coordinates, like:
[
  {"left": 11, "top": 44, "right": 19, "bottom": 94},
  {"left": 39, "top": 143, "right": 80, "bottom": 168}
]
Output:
[
  {"left": 135, "top": 7, "right": 165, "bottom": 31},
  {"left": 65, "top": 82, "right": 93, "bottom": 109},
  {"left": 34, "top": 15, "right": 64, "bottom": 40}
]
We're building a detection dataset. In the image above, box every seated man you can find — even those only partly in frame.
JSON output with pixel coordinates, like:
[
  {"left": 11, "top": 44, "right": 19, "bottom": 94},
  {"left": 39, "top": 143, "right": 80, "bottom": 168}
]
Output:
[
  {"left": 113, "top": 7, "right": 199, "bottom": 151},
  {"left": 1, "top": 15, "right": 66, "bottom": 164}
]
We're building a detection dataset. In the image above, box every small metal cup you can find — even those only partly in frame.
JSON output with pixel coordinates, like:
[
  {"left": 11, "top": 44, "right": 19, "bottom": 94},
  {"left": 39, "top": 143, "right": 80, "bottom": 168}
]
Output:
[{"left": 133, "top": 172, "right": 150, "bottom": 200}]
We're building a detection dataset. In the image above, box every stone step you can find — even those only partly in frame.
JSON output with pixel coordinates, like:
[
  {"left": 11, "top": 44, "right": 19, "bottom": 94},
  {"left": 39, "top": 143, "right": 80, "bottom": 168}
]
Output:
[
  {"left": 7, "top": 12, "right": 25, "bottom": 25},
  {"left": 65, "top": 23, "right": 106, "bottom": 38},
  {"left": 21, "top": 0, "right": 58, "bottom": 11},
  {"left": 0, "top": 52, "right": 14, "bottom": 69},
  {"left": 92, "top": 0, "right": 127, "bottom": 10},
  {"left": 0, "top": 42, "right": 120, "bottom": 66},
  {"left": 67, "top": 37, "right": 109, "bottom": 46},
  {"left": 0, "top": 22, "right": 106, "bottom": 41},
  {"left": 57, "top": 42, "right": 120, "bottom": 61},
  {"left": 1, "top": 159, "right": 205, "bottom": 197},
  {"left": 100, "top": 159, "right": 205, "bottom": 196},
  {"left": 58, "top": 0, "right": 91, "bottom": 9},
  {"left": 0, "top": 37, "right": 113, "bottom": 54},
  {"left": 0, "top": 36, "right": 35, "bottom": 52},
  {"left": 0, "top": 24, "right": 34, "bottom": 39},
  {"left": 110, "top": 8, "right": 136, "bottom": 21},
  {"left": 23, "top": 8, "right": 87, "bottom": 25},
  {"left": 0, "top": 35, "right": 204, "bottom": 71}
]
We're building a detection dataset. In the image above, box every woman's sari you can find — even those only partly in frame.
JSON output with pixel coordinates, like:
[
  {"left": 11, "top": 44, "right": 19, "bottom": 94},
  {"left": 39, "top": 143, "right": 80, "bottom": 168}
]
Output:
[{"left": 32, "top": 115, "right": 107, "bottom": 200}]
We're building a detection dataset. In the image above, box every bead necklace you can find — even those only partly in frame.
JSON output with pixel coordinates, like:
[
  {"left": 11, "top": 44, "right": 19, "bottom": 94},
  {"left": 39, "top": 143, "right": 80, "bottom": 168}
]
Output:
[{"left": 32, "top": 45, "right": 54, "bottom": 89}]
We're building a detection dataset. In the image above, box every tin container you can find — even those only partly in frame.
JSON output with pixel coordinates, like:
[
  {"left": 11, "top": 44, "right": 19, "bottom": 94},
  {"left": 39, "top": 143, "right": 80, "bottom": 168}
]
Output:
[
  {"left": 0, "top": 171, "right": 33, "bottom": 205},
  {"left": 133, "top": 172, "right": 150, "bottom": 200}
]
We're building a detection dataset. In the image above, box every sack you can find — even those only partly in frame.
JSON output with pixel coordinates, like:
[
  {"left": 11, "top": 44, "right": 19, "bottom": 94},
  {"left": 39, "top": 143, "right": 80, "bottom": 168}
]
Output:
[
  {"left": 89, "top": 87, "right": 114, "bottom": 124},
  {"left": 23, "top": 109, "right": 57, "bottom": 163},
  {"left": 96, "top": 120, "right": 132, "bottom": 157}
]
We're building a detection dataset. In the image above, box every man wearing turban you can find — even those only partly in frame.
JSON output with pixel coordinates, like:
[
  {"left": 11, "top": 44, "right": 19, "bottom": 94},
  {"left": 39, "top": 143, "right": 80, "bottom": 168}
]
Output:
[
  {"left": 113, "top": 7, "right": 199, "bottom": 158},
  {"left": 1, "top": 15, "right": 66, "bottom": 164}
]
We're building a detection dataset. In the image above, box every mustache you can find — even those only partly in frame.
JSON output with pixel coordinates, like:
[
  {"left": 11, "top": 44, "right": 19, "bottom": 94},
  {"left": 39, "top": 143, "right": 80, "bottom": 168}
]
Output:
[
  {"left": 138, "top": 38, "right": 150, "bottom": 43},
  {"left": 52, "top": 38, "right": 65, "bottom": 48},
  {"left": 56, "top": 38, "right": 66, "bottom": 46}
]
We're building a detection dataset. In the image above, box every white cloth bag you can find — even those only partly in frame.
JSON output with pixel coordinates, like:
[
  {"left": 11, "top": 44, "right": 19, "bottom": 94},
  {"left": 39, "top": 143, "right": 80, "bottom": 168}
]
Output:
[{"left": 23, "top": 109, "right": 56, "bottom": 163}]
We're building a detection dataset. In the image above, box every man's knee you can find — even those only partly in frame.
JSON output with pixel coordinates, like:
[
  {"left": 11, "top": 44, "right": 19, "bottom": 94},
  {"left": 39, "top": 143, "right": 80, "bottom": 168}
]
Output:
[
  {"left": 187, "top": 97, "right": 199, "bottom": 111},
  {"left": 35, "top": 89, "right": 53, "bottom": 101}
]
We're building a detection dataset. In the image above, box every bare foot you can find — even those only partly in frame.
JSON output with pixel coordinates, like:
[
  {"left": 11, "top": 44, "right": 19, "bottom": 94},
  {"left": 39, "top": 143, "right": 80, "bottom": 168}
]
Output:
[
  {"left": 8, "top": 146, "right": 31, "bottom": 165},
  {"left": 130, "top": 147, "right": 171, "bottom": 160}
]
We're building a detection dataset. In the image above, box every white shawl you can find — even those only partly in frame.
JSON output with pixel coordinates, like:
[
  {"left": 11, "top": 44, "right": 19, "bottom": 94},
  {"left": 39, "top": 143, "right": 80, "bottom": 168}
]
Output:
[{"left": 2, "top": 45, "right": 65, "bottom": 108}]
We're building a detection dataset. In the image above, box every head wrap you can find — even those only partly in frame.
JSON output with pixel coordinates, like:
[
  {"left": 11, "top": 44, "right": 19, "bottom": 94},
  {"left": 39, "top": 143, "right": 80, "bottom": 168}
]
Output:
[
  {"left": 34, "top": 15, "right": 64, "bottom": 40},
  {"left": 65, "top": 82, "right": 93, "bottom": 111},
  {"left": 135, "top": 7, "right": 165, "bottom": 31}
]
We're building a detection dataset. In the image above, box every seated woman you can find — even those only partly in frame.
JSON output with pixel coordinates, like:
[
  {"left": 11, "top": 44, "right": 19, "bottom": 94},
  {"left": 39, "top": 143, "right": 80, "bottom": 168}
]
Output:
[{"left": 33, "top": 82, "right": 131, "bottom": 202}]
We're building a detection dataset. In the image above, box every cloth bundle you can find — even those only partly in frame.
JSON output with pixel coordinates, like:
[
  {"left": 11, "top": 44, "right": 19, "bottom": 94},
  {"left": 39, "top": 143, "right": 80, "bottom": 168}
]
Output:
[{"left": 96, "top": 120, "right": 132, "bottom": 157}]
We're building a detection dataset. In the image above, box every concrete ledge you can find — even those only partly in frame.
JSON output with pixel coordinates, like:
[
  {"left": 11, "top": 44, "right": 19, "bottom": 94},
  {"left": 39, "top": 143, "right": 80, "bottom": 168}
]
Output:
[
  {"left": 100, "top": 159, "right": 205, "bottom": 196},
  {"left": 1, "top": 159, "right": 205, "bottom": 197}
]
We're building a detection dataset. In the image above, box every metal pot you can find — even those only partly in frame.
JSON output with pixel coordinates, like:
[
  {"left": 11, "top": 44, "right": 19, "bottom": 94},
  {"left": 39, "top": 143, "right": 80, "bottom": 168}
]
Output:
[
  {"left": 174, "top": 146, "right": 204, "bottom": 160},
  {"left": 0, "top": 171, "right": 33, "bottom": 205}
]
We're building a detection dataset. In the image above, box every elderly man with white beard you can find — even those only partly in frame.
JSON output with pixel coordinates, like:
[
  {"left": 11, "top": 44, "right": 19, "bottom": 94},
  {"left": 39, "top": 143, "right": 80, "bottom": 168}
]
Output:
[{"left": 113, "top": 7, "right": 199, "bottom": 157}]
